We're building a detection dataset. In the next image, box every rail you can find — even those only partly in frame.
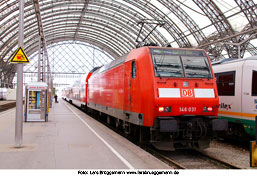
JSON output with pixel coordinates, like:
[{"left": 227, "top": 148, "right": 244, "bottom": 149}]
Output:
[
  {"left": 143, "top": 145, "right": 242, "bottom": 169},
  {"left": 0, "top": 101, "right": 16, "bottom": 112}
]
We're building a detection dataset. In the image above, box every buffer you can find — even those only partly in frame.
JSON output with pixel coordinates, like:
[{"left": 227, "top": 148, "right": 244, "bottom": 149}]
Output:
[{"left": 9, "top": 46, "right": 30, "bottom": 63}]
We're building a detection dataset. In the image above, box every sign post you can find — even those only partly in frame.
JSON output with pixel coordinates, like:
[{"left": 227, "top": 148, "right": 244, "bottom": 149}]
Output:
[{"left": 15, "top": 0, "right": 25, "bottom": 148}]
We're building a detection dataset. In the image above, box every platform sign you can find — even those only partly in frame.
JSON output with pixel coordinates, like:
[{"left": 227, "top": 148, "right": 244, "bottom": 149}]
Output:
[{"left": 9, "top": 46, "right": 30, "bottom": 63}]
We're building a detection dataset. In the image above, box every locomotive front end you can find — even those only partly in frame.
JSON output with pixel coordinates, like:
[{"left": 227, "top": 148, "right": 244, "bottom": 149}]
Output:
[{"left": 149, "top": 48, "right": 227, "bottom": 150}]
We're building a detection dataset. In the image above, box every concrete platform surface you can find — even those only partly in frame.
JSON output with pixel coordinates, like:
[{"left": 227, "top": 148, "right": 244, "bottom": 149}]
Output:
[{"left": 0, "top": 100, "right": 171, "bottom": 169}]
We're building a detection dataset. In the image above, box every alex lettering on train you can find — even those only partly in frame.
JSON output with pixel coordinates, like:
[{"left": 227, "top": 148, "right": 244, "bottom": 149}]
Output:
[{"left": 219, "top": 103, "right": 232, "bottom": 110}]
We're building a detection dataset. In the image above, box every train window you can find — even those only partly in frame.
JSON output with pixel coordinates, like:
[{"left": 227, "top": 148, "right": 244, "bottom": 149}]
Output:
[
  {"left": 150, "top": 48, "right": 211, "bottom": 78},
  {"left": 152, "top": 54, "right": 184, "bottom": 78},
  {"left": 252, "top": 71, "right": 257, "bottom": 96},
  {"left": 132, "top": 61, "right": 136, "bottom": 78},
  {"left": 182, "top": 56, "right": 212, "bottom": 78},
  {"left": 215, "top": 71, "right": 235, "bottom": 96}
]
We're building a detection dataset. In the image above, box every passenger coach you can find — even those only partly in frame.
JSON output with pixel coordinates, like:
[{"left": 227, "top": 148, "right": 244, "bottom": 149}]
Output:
[{"left": 212, "top": 56, "right": 257, "bottom": 139}]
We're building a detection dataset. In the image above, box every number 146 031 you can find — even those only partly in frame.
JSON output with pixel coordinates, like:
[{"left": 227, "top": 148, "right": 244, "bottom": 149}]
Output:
[{"left": 179, "top": 107, "right": 196, "bottom": 112}]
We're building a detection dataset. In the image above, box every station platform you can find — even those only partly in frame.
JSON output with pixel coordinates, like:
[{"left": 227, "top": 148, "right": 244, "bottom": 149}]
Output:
[{"left": 0, "top": 100, "right": 170, "bottom": 169}]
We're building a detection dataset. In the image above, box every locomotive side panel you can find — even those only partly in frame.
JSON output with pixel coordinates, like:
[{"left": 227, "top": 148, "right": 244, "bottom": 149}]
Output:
[
  {"left": 123, "top": 47, "right": 156, "bottom": 127},
  {"left": 137, "top": 48, "right": 156, "bottom": 127}
]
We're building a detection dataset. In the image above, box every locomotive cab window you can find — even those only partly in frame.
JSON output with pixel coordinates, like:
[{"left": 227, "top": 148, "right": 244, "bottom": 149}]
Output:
[
  {"left": 132, "top": 61, "right": 137, "bottom": 78},
  {"left": 215, "top": 71, "right": 235, "bottom": 96},
  {"left": 252, "top": 70, "right": 257, "bottom": 96},
  {"left": 182, "top": 56, "right": 212, "bottom": 78},
  {"left": 150, "top": 48, "right": 212, "bottom": 78}
]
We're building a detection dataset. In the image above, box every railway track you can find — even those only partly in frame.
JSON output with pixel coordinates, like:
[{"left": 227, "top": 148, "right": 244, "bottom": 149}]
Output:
[
  {"left": 66, "top": 99, "right": 243, "bottom": 169},
  {"left": 143, "top": 145, "right": 242, "bottom": 169},
  {"left": 0, "top": 101, "right": 16, "bottom": 112}
]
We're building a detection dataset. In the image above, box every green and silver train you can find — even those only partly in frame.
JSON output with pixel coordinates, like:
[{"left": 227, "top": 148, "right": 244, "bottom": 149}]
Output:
[{"left": 212, "top": 56, "right": 257, "bottom": 139}]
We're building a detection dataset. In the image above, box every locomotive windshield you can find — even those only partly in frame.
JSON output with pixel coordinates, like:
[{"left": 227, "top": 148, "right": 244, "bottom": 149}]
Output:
[{"left": 151, "top": 48, "right": 212, "bottom": 78}]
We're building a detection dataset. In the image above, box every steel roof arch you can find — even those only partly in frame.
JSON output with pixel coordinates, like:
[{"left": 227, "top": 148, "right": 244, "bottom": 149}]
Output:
[{"left": 1, "top": 0, "right": 257, "bottom": 88}]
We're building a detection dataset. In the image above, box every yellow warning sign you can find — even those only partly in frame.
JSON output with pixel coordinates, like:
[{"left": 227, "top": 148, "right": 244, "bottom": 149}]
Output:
[{"left": 9, "top": 46, "right": 30, "bottom": 63}]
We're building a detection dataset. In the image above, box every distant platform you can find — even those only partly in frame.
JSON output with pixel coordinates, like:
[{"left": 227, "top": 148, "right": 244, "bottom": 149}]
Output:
[{"left": 0, "top": 100, "right": 170, "bottom": 169}]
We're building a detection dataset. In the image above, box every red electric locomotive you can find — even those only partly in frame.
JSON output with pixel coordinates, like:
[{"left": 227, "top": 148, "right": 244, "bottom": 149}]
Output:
[{"left": 68, "top": 46, "right": 227, "bottom": 150}]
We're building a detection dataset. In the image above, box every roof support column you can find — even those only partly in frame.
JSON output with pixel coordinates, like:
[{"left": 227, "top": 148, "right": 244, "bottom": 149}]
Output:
[
  {"left": 15, "top": 0, "right": 24, "bottom": 148},
  {"left": 38, "top": 36, "right": 41, "bottom": 82},
  {"left": 74, "top": 0, "right": 89, "bottom": 40},
  {"left": 33, "top": 0, "right": 53, "bottom": 107}
]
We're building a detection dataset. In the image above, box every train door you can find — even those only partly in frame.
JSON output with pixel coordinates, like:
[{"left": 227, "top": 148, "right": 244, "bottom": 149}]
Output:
[
  {"left": 124, "top": 60, "right": 133, "bottom": 112},
  {"left": 130, "top": 60, "right": 138, "bottom": 110},
  {"left": 124, "top": 60, "right": 138, "bottom": 111},
  {"left": 242, "top": 61, "right": 257, "bottom": 115}
]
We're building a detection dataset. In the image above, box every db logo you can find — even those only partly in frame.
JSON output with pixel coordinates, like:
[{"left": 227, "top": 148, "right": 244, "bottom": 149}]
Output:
[{"left": 182, "top": 89, "right": 193, "bottom": 97}]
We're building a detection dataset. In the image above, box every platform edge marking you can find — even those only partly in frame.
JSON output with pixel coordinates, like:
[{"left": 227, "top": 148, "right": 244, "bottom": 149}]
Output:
[{"left": 66, "top": 104, "right": 135, "bottom": 169}]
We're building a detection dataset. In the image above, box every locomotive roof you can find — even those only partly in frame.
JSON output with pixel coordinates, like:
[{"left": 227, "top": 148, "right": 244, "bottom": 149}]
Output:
[{"left": 212, "top": 55, "right": 257, "bottom": 66}]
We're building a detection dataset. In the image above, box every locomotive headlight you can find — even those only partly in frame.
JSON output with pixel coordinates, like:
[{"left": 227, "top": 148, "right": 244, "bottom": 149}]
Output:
[
  {"left": 159, "top": 107, "right": 165, "bottom": 112},
  {"left": 158, "top": 106, "right": 171, "bottom": 112},
  {"left": 207, "top": 107, "right": 213, "bottom": 112},
  {"left": 203, "top": 106, "right": 213, "bottom": 112}
]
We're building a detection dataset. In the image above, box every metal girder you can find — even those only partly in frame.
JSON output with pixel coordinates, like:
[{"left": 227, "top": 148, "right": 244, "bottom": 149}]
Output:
[
  {"left": 247, "top": 43, "right": 257, "bottom": 55},
  {"left": 39, "top": 0, "right": 167, "bottom": 46},
  {"left": 0, "top": 0, "right": 168, "bottom": 59},
  {"left": 26, "top": 21, "right": 131, "bottom": 55},
  {"left": 33, "top": 0, "right": 52, "bottom": 83},
  {"left": 48, "top": 41, "right": 114, "bottom": 60},
  {"left": 231, "top": 0, "right": 257, "bottom": 58},
  {"left": 192, "top": 0, "right": 257, "bottom": 59},
  {"left": 192, "top": 0, "right": 233, "bottom": 35},
  {"left": 40, "top": 11, "right": 137, "bottom": 48},
  {"left": 158, "top": 0, "right": 207, "bottom": 45},
  {"left": 26, "top": 37, "right": 120, "bottom": 60},
  {"left": 192, "top": 0, "right": 238, "bottom": 58},
  {"left": 123, "top": 0, "right": 190, "bottom": 47},
  {"left": 198, "top": 26, "right": 257, "bottom": 47},
  {"left": 74, "top": 0, "right": 89, "bottom": 40},
  {"left": 12, "top": 16, "right": 129, "bottom": 56},
  {"left": 0, "top": 1, "right": 33, "bottom": 22},
  {"left": 234, "top": 0, "right": 257, "bottom": 27},
  {"left": 92, "top": 0, "right": 168, "bottom": 46},
  {"left": 25, "top": 40, "right": 114, "bottom": 76},
  {"left": 85, "top": 0, "right": 167, "bottom": 45},
  {"left": 1, "top": 0, "right": 257, "bottom": 87},
  {"left": 45, "top": 28, "right": 128, "bottom": 54}
]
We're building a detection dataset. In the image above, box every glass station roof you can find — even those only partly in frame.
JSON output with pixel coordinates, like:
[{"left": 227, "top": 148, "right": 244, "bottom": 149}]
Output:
[{"left": 0, "top": 0, "right": 257, "bottom": 87}]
